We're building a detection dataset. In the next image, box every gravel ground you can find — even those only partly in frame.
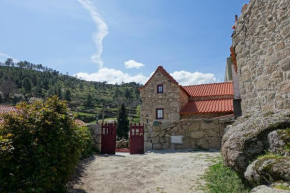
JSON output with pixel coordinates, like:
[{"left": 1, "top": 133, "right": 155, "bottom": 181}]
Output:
[{"left": 68, "top": 150, "right": 220, "bottom": 193}]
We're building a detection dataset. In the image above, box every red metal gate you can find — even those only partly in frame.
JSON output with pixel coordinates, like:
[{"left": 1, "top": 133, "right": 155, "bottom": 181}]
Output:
[
  {"left": 101, "top": 123, "right": 116, "bottom": 154},
  {"left": 130, "top": 123, "right": 144, "bottom": 154}
]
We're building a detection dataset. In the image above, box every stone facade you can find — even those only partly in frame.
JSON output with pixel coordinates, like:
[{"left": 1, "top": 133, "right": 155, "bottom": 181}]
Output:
[
  {"left": 140, "top": 70, "right": 184, "bottom": 123},
  {"left": 144, "top": 118, "right": 234, "bottom": 151},
  {"left": 232, "top": 0, "right": 290, "bottom": 113},
  {"left": 88, "top": 124, "right": 102, "bottom": 152}
]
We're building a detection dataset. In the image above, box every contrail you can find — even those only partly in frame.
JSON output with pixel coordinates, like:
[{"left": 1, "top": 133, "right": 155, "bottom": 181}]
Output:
[
  {"left": 78, "top": 0, "right": 108, "bottom": 68},
  {"left": 0, "top": 52, "right": 19, "bottom": 63}
]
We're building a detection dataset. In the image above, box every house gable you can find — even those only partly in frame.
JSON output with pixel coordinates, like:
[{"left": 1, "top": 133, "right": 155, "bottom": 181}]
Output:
[{"left": 139, "top": 66, "right": 183, "bottom": 123}]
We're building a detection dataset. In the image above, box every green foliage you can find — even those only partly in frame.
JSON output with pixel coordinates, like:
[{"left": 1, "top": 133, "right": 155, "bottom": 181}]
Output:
[
  {"left": 257, "top": 152, "right": 283, "bottom": 160},
  {"left": 22, "top": 77, "right": 32, "bottom": 92},
  {"left": 0, "top": 96, "right": 92, "bottom": 192},
  {"left": 65, "top": 89, "right": 72, "bottom": 102},
  {"left": 117, "top": 104, "right": 129, "bottom": 139},
  {"left": 274, "top": 184, "right": 290, "bottom": 191},
  {"left": 85, "top": 94, "right": 93, "bottom": 107},
  {"left": 0, "top": 60, "right": 141, "bottom": 120},
  {"left": 201, "top": 162, "right": 249, "bottom": 193}
]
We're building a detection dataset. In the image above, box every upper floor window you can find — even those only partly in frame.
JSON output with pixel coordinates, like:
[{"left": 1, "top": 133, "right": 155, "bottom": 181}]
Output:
[
  {"left": 156, "top": 108, "right": 164, "bottom": 119},
  {"left": 157, "top": 84, "right": 163, "bottom": 93}
]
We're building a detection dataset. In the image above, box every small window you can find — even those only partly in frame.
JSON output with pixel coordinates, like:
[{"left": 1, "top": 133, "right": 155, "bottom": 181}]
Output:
[
  {"left": 157, "top": 84, "right": 163, "bottom": 93},
  {"left": 156, "top": 108, "right": 164, "bottom": 119}
]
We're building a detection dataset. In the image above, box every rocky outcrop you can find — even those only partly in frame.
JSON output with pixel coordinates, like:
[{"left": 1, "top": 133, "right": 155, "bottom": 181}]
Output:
[
  {"left": 268, "top": 129, "right": 290, "bottom": 156},
  {"left": 222, "top": 109, "right": 290, "bottom": 175},
  {"left": 250, "top": 185, "right": 290, "bottom": 193},
  {"left": 245, "top": 157, "right": 290, "bottom": 186}
]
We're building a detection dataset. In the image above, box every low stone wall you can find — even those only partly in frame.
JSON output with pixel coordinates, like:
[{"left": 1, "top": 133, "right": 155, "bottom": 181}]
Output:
[
  {"left": 88, "top": 124, "right": 102, "bottom": 152},
  {"left": 144, "top": 118, "right": 234, "bottom": 151}
]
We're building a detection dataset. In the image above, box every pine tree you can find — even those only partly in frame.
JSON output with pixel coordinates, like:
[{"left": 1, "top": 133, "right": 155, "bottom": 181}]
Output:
[
  {"left": 85, "top": 94, "right": 93, "bottom": 107},
  {"left": 117, "top": 104, "right": 129, "bottom": 140},
  {"left": 65, "top": 89, "right": 71, "bottom": 102},
  {"left": 22, "top": 78, "right": 32, "bottom": 92}
]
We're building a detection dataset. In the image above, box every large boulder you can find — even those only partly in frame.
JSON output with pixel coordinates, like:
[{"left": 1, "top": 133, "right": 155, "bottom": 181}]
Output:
[
  {"left": 250, "top": 185, "right": 290, "bottom": 193},
  {"left": 222, "top": 109, "right": 290, "bottom": 174},
  {"left": 268, "top": 129, "right": 290, "bottom": 156},
  {"left": 245, "top": 157, "right": 290, "bottom": 186}
]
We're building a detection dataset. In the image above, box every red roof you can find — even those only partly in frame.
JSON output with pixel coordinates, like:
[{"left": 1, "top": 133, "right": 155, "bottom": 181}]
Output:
[
  {"left": 182, "top": 82, "right": 233, "bottom": 97},
  {"left": 75, "top": 119, "right": 87, "bottom": 127},
  {"left": 0, "top": 105, "right": 18, "bottom": 125},
  {"left": 0, "top": 105, "right": 17, "bottom": 114},
  {"left": 140, "top": 66, "right": 179, "bottom": 90},
  {"left": 180, "top": 99, "right": 233, "bottom": 114}
]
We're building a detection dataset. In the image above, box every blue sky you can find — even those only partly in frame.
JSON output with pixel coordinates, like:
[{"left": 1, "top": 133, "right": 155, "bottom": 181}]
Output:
[{"left": 0, "top": 0, "right": 248, "bottom": 85}]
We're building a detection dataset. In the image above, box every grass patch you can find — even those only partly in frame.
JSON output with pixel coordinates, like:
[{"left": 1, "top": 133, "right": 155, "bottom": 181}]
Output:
[
  {"left": 257, "top": 152, "right": 283, "bottom": 160},
  {"left": 274, "top": 184, "right": 290, "bottom": 191},
  {"left": 201, "top": 162, "right": 249, "bottom": 193}
]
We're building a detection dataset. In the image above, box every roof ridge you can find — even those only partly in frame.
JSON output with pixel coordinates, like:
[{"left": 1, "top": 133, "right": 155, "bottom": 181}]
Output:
[
  {"left": 182, "top": 81, "right": 233, "bottom": 87},
  {"left": 139, "top": 66, "right": 179, "bottom": 90}
]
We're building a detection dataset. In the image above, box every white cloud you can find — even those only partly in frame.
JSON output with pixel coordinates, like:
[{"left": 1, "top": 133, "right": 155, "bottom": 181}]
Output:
[
  {"left": 0, "top": 52, "right": 19, "bottom": 63},
  {"left": 124, "top": 60, "right": 145, "bottom": 69},
  {"left": 75, "top": 67, "right": 218, "bottom": 86},
  {"left": 75, "top": 67, "right": 148, "bottom": 84},
  {"left": 78, "top": 0, "right": 108, "bottom": 68},
  {"left": 170, "top": 71, "right": 218, "bottom": 86}
]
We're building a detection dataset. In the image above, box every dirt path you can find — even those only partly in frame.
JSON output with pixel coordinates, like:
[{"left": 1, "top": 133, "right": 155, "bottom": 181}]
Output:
[{"left": 68, "top": 150, "right": 220, "bottom": 193}]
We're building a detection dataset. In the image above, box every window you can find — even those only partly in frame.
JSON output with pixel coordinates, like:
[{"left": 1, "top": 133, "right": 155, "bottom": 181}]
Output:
[
  {"left": 157, "top": 84, "right": 163, "bottom": 93},
  {"left": 156, "top": 108, "right": 164, "bottom": 119}
]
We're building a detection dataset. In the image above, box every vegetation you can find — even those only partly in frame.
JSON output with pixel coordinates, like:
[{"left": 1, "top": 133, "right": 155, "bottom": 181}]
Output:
[
  {"left": 117, "top": 104, "right": 130, "bottom": 139},
  {"left": 0, "top": 96, "right": 93, "bottom": 192},
  {"left": 0, "top": 59, "right": 141, "bottom": 122},
  {"left": 201, "top": 161, "right": 249, "bottom": 193},
  {"left": 257, "top": 152, "right": 283, "bottom": 160}
]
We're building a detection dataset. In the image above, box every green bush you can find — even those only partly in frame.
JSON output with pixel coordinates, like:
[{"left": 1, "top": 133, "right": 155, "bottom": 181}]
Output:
[
  {"left": 76, "top": 126, "right": 94, "bottom": 159},
  {"left": 0, "top": 96, "right": 91, "bottom": 192},
  {"left": 202, "top": 162, "right": 249, "bottom": 193}
]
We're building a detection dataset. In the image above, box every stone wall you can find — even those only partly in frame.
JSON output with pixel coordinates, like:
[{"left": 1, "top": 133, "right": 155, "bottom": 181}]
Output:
[
  {"left": 88, "top": 124, "right": 102, "bottom": 152},
  {"left": 233, "top": 0, "right": 290, "bottom": 113},
  {"left": 144, "top": 118, "right": 234, "bottom": 151},
  {"left": 140, "top": 70, "right": 182, "bottom": 123},
  {"left": 180, "top": 112, "right": 234, "bottom": 120}
]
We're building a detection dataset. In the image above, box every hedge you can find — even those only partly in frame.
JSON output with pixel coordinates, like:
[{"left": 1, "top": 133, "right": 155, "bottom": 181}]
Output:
[{"left": 0, "top": 96, "right": 93, "bottom": 192}]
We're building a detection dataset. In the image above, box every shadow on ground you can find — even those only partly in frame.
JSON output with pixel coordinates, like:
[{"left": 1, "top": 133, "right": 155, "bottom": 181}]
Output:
[{"left": 66, "top": 155, "right": 97, "bottom": 193}]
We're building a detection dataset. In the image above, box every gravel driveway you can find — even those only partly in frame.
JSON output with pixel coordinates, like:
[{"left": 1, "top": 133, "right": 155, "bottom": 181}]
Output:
[{"left": 68, "top": 150, "right": 220, "bottom": 193}]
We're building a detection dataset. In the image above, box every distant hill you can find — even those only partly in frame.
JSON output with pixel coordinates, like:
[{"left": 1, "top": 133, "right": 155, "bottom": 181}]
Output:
[{"left": 0, "top": 59, "right": 141, "bottom": 122}]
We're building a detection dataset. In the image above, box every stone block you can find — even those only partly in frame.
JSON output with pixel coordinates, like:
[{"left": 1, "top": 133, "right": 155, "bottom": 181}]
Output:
[
  {"left": 205, "top": 129, "right": 218, "bottom": 137},
  {"left": 209, "top": 137, "right": 221, "bottom": 149},
  {"left": 144, "top": 142, "right": 153, "bottom": 151},
  {"left": 201, "top": 121, "right": 217, "bottom": 130},
  {"left": 151, "top": 131, "right": 159, "bottom": 138},
  {"left": 188, "top": 122, "right": 200, "bottom": 131},
  {"left": 197, "top": 139, "right": 209, "bottom": 149},
  {"left": 190, "top": 131, "right": 205, "bottom": 139},
  {"left": 152, "top": 137, "right": 160, "bottom": 144},
  {"left": 144, "top": 132, "right": 150, "bottom": 141},
  {"left": 153, "top": 125, "right": 161, "bottom": 131},
  {"left": 153, "top": 143, "right": 162, "bottom": 150}
]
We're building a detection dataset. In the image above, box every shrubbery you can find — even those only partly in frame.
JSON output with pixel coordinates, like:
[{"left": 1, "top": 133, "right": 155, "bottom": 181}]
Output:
[
  {"left": 0, "top": 96, "right": 93, "bottom": 192},
  {"left": 202, "top": 161, "right": 249, "bottom": 193}
]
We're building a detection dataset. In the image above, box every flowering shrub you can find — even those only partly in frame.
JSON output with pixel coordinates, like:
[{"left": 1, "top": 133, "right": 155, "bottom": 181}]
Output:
[{"left": 0, "top": 96, "right": 93, "bottom": 192}]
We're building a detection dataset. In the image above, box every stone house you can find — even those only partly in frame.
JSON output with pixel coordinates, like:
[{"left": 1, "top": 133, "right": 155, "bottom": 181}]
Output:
[{"left": 139, "top": 66, "right": 234, "bottom": 123}]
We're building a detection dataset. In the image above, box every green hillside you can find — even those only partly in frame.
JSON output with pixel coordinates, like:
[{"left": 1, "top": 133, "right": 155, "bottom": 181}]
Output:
[{"left": 0, "top": 59, "right": 141, "bottom": 123}]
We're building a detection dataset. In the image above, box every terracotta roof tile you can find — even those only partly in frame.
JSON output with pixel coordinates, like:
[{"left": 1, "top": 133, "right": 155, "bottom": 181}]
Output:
[
  {"left": 75, "top": 119, "right": 87, "bottom": 127},
  {"left": 0, "top": 105, "right": 17, "bottom": 114},
  {"left": 180, "top": 99, "right": 233, "bottom": 114},
  {"left": 182, "top": 82, "right": 234, "bottom": 97},
  {"left": 140, "top": 66, "right": 179, "bottom": 90}
]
